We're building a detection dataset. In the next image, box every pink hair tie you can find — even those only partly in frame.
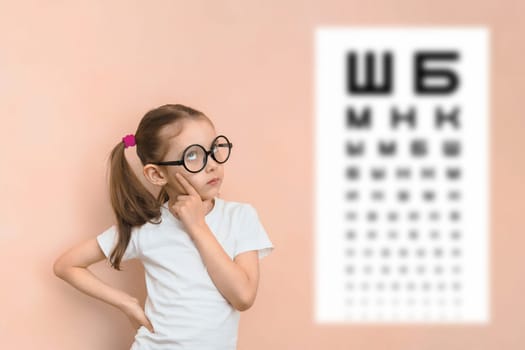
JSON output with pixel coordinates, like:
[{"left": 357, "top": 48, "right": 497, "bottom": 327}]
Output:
[{"left": 122, "top": 134, "right": 136, "bottom": 148}]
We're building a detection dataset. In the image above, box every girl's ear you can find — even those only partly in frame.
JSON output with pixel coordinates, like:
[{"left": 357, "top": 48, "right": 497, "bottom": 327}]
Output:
[{"left": 143, "top": 164, "right": 168, "bottom": 187}]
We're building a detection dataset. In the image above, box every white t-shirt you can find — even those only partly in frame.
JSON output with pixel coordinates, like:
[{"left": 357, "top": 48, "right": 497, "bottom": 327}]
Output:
[{"left": 96, "top": 196, "right": 274, "bottom": 350}]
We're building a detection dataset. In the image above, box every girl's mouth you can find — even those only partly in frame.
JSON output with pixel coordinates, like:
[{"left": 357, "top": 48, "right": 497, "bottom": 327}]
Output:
[{"left": 207, "top": 178, "right": 220, "bottom": 185}]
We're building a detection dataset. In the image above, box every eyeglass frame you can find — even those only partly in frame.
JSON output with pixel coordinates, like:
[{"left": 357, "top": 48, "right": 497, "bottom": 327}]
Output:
[{"left": 148, "top": 134, "right": 233, "bottom": 173}]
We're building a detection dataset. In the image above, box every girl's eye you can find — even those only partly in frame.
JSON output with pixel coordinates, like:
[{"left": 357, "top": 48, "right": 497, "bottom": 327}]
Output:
[{"left": 186, "top": 151, "right": 198, "bottom": 161}]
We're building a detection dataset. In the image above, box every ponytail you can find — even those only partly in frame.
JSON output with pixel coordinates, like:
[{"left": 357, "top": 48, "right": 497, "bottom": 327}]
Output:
[{"left": 106, "top": 141, "right": 163, "bottom": 270}]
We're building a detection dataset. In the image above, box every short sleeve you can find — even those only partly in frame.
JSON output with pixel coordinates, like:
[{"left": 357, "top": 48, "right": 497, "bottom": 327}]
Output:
[
  {"left": 96, "top": 225, "right": 140, "bottom": 261},
  {"left": 234, "top": 204, "right": 274, "bottom": 260}
]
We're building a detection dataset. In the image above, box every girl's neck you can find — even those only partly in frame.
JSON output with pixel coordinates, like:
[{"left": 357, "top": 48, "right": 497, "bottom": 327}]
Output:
[{"left": 204, "top": 197, "right": 215, "bottom": 215}]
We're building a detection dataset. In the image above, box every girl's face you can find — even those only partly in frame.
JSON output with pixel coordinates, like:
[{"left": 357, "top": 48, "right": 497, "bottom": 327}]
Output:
[{"left": 159, "top": 119, "right": 225, "bottom": 201}]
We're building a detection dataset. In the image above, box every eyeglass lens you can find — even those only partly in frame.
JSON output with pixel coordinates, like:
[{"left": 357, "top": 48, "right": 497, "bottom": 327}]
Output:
[{"left": 184, "top": 136, "right": 231, "bottom": 172}]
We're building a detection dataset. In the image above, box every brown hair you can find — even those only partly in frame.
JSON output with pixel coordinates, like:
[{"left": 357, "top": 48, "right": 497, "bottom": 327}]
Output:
[{"left": 106, "top": 103, "right": 212, "bottom": 270}]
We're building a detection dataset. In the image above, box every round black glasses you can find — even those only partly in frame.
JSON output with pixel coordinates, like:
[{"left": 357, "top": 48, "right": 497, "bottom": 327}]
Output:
[{"left": 150, "top": 135, "right": 233, "bottom": 173}]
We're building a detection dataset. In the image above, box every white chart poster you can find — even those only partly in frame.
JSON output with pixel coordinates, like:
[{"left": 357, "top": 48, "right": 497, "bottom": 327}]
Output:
[{"left": 315, "top": 27, "right": 490, "bottom": 323}]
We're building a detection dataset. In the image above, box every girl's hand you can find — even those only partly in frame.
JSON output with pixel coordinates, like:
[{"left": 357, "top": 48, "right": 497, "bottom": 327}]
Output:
[
  {"left": 170, "top": 173, "right": 208, "bottom": 235},
  {"left": 120, "top": 297, "right": 155, "bottom": 333}
]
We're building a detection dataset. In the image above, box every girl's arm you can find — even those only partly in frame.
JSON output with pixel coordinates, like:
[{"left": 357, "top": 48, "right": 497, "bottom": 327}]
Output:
[
  {"left": 53, "top": 238, "right": 155, "bottom": 332},
  {"left": 189, "top": 225, "right": 260, "bottom": 312},
  {"left": 171, "top": 173, "right": 260, "bottom": 312}
]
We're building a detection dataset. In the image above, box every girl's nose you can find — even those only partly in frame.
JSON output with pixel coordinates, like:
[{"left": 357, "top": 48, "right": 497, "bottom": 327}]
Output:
[{"left": 205, "top": 154, "right": 219, "bottom": 171}]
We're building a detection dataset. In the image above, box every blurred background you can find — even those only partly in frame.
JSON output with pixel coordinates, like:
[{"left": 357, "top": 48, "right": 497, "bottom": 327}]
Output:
[{"left": 0, "top": 0, "right": 524, "bottom": 349}]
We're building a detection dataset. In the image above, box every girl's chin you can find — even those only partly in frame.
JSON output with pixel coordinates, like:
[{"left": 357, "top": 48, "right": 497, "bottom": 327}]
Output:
[{"left": 201, "top": 188, "right": 220, "bottom": 199}]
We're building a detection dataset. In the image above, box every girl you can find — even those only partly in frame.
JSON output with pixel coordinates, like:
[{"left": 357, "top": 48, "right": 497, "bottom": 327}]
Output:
[{"left": 53, "top": 104, "right": 274, "bottom": 349}]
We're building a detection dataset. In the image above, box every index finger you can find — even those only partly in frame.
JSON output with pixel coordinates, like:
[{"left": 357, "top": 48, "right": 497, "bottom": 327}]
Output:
[{"left": 175, "top": 172, "right": 199, "bottom": 196}]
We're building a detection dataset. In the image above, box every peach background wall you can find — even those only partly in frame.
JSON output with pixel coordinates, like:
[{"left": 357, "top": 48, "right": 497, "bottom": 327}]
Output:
[{"left": 1, "top": 0, "right": 524, "bottom": 349}]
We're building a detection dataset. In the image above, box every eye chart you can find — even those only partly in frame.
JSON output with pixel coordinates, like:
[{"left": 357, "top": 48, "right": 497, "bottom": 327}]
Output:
[{"left": 314, "top": 28, "right": 490, "bottom": 323}]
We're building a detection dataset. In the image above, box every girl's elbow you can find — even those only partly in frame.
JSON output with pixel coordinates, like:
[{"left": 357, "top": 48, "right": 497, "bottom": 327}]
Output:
[
  {"left": 234, "top": 300, "right": 252, "bottom": 312},
  {"left": 53, "top": 257, "right": 73, "bottom": 279},
  {"left": 234, "top": 292, "right": 256, "bottom": 311},
  {"left": 53, "top": 259, "right": 67, "bottom": 278}
]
